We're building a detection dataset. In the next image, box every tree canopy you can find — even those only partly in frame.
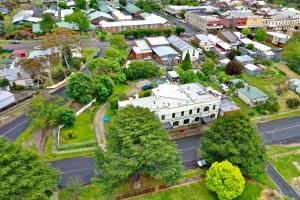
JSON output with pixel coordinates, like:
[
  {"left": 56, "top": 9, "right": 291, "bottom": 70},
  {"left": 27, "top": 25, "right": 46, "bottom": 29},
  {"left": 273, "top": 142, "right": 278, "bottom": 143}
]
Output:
[
  {"left": 57, "top": 106, "right": 76, "bottom": 127},
  {"left": 94, "top": 106, "right": 183, "bottom": 195},
  {"left": 89, "top": 0, "right": 99, "bottom": 10},
  {"left": 241, "top": 27, "right": 250, "bottom": 36},
  {"left": 40, "top": 13, "right": 56, "bottom": 33},
  {"left": 282, "top": 33, "right": 300, "bottom": 67},
  {"left": 94, "top": 75, "right": 114, "bottom": 103},
  {"left": 104, "top": 46, "right": 127, "bottom": 65},
  {"left": 181, "top": 53, "right": 192, "bottom": 71},
  {"left": 0, "top": 137, "right": 60, "bottom": 200},
  {"left": 200, "top": 113, "right": 267, "bottom": 177},
  {"left": 66, "top": 72, "right": 93, "bottom": 104},
  {"left": 206, "top": 160, "right": 245, "bottom": 200},
  {"left": 65, "top": 9, "right": 89, "bottom": 33},
  {"left": 125, "top": 61, "right": 160, "bottom": 80},
  {"left": 179, "top": 70, "right": 198, "bottom": 84},
  {"left": 74, "top": 0, "right": 86, "bottom": 9},
  {"left": 176, "top": 25, "right": 185, "bottom": 36},
  {"left": 110, "top": 34, "right": 128, "bottom": 50},
  {"left": 255, "top": 28, "right": 267, "bottom": 41},
  {"left": 225, "top": 60, "right": 242, "bottom": 75},
  {"left": 136, "top": 0, "right": 161, "bottom": 12}
]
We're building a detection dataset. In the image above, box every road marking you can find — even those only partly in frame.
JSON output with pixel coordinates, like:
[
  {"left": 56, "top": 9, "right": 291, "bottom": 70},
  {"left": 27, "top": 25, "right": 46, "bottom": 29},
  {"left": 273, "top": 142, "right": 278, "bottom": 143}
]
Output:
[
  {"left": 1, "top": 119, "right": 30, "bottom": 136},
  {"left": 61, "top": 167, "right": 94, "bottom": 175},
  {"left": 261, "top": 123, "right": 300, "bottom": 134}
]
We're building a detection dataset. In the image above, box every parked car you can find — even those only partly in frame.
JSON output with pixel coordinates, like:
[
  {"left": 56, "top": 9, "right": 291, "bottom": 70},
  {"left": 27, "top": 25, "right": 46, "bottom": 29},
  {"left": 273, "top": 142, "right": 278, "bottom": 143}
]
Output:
[
  {"left": 34, "top": 46, "right": 41, "bottom": 50},
  {"left": 141, "top": 84, "right": 153, "bottom": 91},
  {"left": 220, "top": 83, "right": 229, "bottom": 92},
  {"left": 11, "top": 40, "right": 20, "bottom": 44},
  {"left": 197, "top": 159, "right": 208, "bottom": 168}
]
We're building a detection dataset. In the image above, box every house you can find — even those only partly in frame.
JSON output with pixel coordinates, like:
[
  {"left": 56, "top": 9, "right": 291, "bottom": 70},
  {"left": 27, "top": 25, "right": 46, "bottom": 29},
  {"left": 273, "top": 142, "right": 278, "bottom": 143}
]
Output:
[
  {"left": 234, "top": 55, "right": 254, "bottom": 66},
  {"left": 118, "top": 83, "right": 221, "bottom": 128},
  {"left": 267, "top": 32, "right": 290, "bottom": 47},
  {"left": 0, "top": 90, "right": 16, "bottom": 110},
  {"left": 185, "top": 13, "right": 229, "bottom": 32},
  {"left": 168, "top": 35, "right": 200, "bottom": 62},
  {"left": 194, "top": 34, "right": 214, "bottom": 51},
  {"left": 12, "top": 10, "right": 41, "bottom": 25},
  {"left": 243, "top": 63, "right": 263, "bottom": 75},
  {"left": 238, "top": 85, "right": 268, "bottom": 107},
  {"left": 0, "top": 67, "right": 34, "bottom": 87},
  {"left": 217, "top": 31, "right": 240, "bottom": 48},
  {"left": 164, "top": 5, "right": 219, "bottom": 16},
  {"left": 124, "top": 4, "right": 143, "bottom": 17},
  {"left": 253, "top": 42, "right": 275, "bottom": 59},
  {"left": 12, "top": 49, "right": 28, "bottom": 59},
  {"left": 111, "top": 9, "right": 132, "bottom": 21},
  {"left": 99, "top": 14, "right": 172, "bottom": 32},
  {"left": 219, "top": 97, "right": 240, "bottom": 116},
  {"left": 214, "top": 41, "right": 231, "bottom": 57},
  {"left": 128, "top": 39, "right": 153, "bottom": 60},
  {"left": 88, "top": 11, "right": 114, "bottom": 25},
  {"left": 152, "top": 46, "right": 180, "bottom": 66},
  {"left": 146, "top": 36, "right": 169, "bottom": 48},
  {"left": 167, "top": 70, "right": 179, "bottom": 82}
]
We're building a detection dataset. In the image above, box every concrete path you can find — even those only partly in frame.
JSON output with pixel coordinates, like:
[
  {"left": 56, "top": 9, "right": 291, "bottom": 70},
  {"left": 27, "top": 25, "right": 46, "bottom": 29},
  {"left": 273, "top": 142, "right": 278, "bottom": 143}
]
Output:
[
  {"left": 94, "top": 103, "right": 109, "bottom": 149},
  {"left": 267, "top": 162, "right": 300, "bottom": 200}
]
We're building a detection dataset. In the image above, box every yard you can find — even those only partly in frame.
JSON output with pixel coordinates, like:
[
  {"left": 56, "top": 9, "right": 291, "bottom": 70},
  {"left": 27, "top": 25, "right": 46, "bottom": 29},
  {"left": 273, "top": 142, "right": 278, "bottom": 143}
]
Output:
[
  {"left": 267, "top": 145, "right": 300, "bottom": 184},
  {"left": 59, "top": 108, "right": 97, "bottom": 150},
  {"left": 82, "top": 47, "right": 98, "bottom": 62}
]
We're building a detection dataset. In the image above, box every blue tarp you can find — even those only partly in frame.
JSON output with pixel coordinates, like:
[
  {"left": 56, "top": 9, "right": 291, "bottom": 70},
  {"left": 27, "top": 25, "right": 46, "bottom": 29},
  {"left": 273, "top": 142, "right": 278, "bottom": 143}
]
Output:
[{"left": 103, "top": 115, "right": 110, "bottom": 122}]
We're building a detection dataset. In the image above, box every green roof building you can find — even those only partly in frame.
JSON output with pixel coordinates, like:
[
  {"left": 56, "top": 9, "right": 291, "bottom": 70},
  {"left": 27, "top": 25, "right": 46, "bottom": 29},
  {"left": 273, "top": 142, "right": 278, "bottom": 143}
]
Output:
[
  {"left": 238, "top": 86, "right": 269, "bottom": 107},
  {"left": 124, "top": 4, "right": 143, "bottom": 15}
]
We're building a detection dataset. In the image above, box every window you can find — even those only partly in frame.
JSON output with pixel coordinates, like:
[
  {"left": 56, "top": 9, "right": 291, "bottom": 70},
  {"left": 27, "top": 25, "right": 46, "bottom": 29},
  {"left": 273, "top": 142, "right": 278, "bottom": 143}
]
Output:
[
  {"left": 195, "top": 117, "right": 200, "bottom": 122},
  {"left": 211, "top": 114, "right": 216, "bottom": 118},
  {"left": 189, "top": 110, "right": 192, "bottom": 115},
  {"left": 173, "top": 121, "right": 179, "bottom": 127},
  {"left": 183, "top": 119, "right": 190, "bottom": 124},
  {"left": 197, "top": 108, "right": 200, "bottom": 113},
  {"left": 204, "top": 106, "right": 209, "bottom": 112},
  {"left": 213, "top": 105, "right": 216, "bottom": 110},
  {"left": 161, "top": 115, "right": 165, "bottom": 120},
  {"left": 172, "top": 113, "right": 175, "bottom": 118},
  {"left": 181, "top": 111, "right": 184, "bottom": 116}
]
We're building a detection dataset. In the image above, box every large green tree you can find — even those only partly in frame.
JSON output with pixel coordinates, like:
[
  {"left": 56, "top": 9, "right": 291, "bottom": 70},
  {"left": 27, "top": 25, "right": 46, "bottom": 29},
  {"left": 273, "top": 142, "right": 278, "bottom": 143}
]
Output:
[
  {"left": 89, "top": 0, "right": 99, "bottom": 10},
  {"left": 74, "top": 0, "right": 86, "bottom": 9},
  {"left": 241, "top": 27, "right": 250, "bottom": 36},
  {"left": 66, "top": 72, "right": 93, "bottom": 104},
  {"left": 94, "top": 75, "right": 114, "bottom": 103},
  {"left": 282, "top": 33, "right": 300, "bottom": 67},
  {"left": 125, "top": 61, "right": 160, "bottom": 80},
  {"left": 0, "top": 137, "right": 60, "bottom": 200},
  {"left": 40, "top": 13, "right": 55, "bottom": 33},
  {"left": 104, "top": 46, "right": 127, "bottom": 65},
  {"left": 181, "top": 53, "right": 192, "bottom": 71},
  {"left": 94, "top": 106, "right": 183, "bottom": 196},
  {"left": 200, "top": 113, "right": 267, "bottom": 177},
  {"left": 255, "top": 28, "right": 267, "bottom": 41},
  {"left": 88, "top": 58, "right": 126, "bottom": 83},
  {"left": 110, "top": 34, "right": 128, "bottom": 50},
  {"left": 206, "top": 160, "right": 245, "bottom": 200},
  {"left": 65, "top": 9, "right": 89, "bottom": 33}
]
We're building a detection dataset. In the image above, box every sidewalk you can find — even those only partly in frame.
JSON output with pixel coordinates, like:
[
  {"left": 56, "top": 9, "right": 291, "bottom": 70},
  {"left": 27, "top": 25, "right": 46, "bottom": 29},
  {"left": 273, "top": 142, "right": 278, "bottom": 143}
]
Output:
[{"left": 94, "top": 103, "right": 109, "bottom": 149}]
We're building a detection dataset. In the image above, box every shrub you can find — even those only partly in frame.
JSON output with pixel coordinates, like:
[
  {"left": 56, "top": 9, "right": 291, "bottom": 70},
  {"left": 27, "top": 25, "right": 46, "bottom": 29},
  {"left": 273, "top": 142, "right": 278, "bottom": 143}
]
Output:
[
  {"left": 286, "top": 98, "right": 300, "bottom": 109},
  {"left": 0, "top": 77, "right": 9, "bottom": 87},
  {"left": 72, "top": 58, "right": 82, "bottom": 70},
  {"left": 109, "top": 95, "right": 119, "bottom": 109},
  {"left": 255, "top": 98, "right": 279, "bottom": 114},
  {"left": 57, "top": 107, "right": 76, "bottom": 127},
  {"left": 225, "top": 60, "right": 242, "bottom": 75},
  {"left": 246, "top": 43, "right": 254, "bottom": 50}
]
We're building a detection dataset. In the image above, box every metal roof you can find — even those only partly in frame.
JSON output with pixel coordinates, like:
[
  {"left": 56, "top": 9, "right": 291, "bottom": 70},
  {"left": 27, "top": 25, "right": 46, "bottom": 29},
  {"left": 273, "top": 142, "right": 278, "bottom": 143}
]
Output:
[
  {"left": 235, "top": 55, "right": 254, "bottom": 63},
  {"left": 168, "top": 35, "right": 193, "bottom": 53},
  {"left": 238, "top": 86, "right": 268, "bottom": 100},
  {"left": 0, "top": 90, "right": 14, "bottom": 101},
  {"left": 152, "top": 46, "right": 179, "bottom": 57},
  {"left": 124, "top": 4, "right": 141, "bottom": 14},
  {"left": 88, "top": 11, "right": 113, "bottom": 20}
]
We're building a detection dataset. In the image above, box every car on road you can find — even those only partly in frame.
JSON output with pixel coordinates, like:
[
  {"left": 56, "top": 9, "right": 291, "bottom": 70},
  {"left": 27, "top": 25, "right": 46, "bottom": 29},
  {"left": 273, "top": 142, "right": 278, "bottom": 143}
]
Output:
[
  {"left": 141, "top": 84, "right": 153, "bottom": 91},
  {"left": 11, "top": 40, "right": 20, "bottom": 44}
]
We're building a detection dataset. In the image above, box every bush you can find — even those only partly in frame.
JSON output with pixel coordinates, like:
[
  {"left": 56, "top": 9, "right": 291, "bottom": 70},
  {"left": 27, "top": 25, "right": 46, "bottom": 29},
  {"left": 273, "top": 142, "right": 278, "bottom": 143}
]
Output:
[
  {"left": 57, "top": 107, "right": 76, "bottom": 127},
  {"left": 140, "top": 90, "right": 152, "bottom": 97},
  {"left": 109, "top": 95, "right": 119, "bottom": 109},
  {"left": 255, "top": 98, "right": 279, "bottom": 114},
  {"left": 225, "top": 60, "right": 242, "bottom": 75},
  {"left": 0, "top": 78, "right": 9, "bottom": 87},
  {"left": 246, "top": 43, "right": 254, "bottom": 50},
  {"left": 288, "top": 64, "right": 300, "bottom": 75},
  {"left": 286, "top": 98, "right": 300, "bottom": 109},
  {"left": 72, "top": 58, "right": 82, "bottom": 70},
  {"left": 125, "top": 61, "right": 160, "bottom": 80}
]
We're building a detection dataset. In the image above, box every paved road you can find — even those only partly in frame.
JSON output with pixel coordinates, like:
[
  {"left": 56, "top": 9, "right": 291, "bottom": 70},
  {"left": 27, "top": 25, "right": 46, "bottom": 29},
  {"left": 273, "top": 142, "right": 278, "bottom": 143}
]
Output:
[
  {"left": 267, "top": 162, "right": 300, "bottom": 200},
  {"left": 0, "top": 39, "right": 110, "bottom": 50}
]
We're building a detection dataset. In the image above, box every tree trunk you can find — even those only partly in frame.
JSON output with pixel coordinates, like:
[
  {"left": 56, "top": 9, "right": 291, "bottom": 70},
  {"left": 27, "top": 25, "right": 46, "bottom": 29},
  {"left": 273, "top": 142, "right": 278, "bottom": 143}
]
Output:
[{"left": 133, "top": 173, "right": 141, "bottom": 190}]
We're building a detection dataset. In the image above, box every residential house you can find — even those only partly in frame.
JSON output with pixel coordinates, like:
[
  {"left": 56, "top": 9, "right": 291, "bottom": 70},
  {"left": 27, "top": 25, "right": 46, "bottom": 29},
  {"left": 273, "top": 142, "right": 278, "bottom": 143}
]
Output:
[
  {"left": 194, "top": 34, "right": 214, "bottom": 51},
  {"left": 168, "top": 35, "right": 200, "bottom": 62},
  {"left": 152, "top": 46, "right": 180, "bottom": 66},
  {"left": 118, "top": 83, "right": 221, "bottom": 128},
  {"left": 167, "top": 70, "right": 179, "bottom": 82},
  {"left": 0, "top": 90, "right": 16, "bottom": 110},
  {"left": 243, "top": 63, "right": 263, "bottom": 76},
  {"left": 111, "top": 9, "right": 132, "bottom": 21},
  {"left": 88, "top": 11, "right": 114, "bottom": 25},
  {"left": 213, "top": 41, "right": 232, "bottom": 57},
  {"left": 267, "top": 32, "right": 290, "bottom": 47},
  {"left": 0, "top": 67, "right": 34, "bottom": 87},
  {"left": 124, "top": 4, "right": 144, "bottom": 17},
  {"left": 185, "top": 13, "right": 229, "bottom": 33},
  {"left": 12, "top": 10, "right": 41, "bottom": 25},
  {"left": 234, "top": 55, "right": 254, "bottom": 66},
  {"left": 219, "top": 97, "right": 240, "bottom": 116},
  {"left": 238, "top": 85, "right": 268, "bottom": 107},
  {"left": 128, "top": 39, "right": 153, "bottom": 60},
  {"left": 252, "top": 41, "right": 275, "bottom": 59},
  {"left": 217, "top": 31, "right": 240, "bottom": 48},
  {"left": 146, "top": 36, "right": 169, "bottom": 48},
  {"left": 99, "top": 14, "right": 172, "bottom": 32}
]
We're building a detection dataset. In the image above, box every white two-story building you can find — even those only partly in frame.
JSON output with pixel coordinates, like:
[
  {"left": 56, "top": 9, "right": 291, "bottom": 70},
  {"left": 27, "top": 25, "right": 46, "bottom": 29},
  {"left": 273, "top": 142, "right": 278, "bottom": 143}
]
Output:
[{"left": 118, "top": 83, "right": 221, "bottom": 129}]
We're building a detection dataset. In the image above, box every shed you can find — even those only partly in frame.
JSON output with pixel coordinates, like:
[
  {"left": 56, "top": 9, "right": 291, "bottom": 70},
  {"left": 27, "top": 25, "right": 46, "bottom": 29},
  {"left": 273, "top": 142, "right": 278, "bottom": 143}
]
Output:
[
  {"left": 219, "top": 98, "right": 240, "bottom": 116},
  {"left": 167, "top": 70, "right": 179, "bottom": 82},
  {"left": 243, "top": 64, "right": 263, "bottom": 76},
  {"left": 0, "top": 90, "right": 16, "bottom": 110},
  {"left": 234, "top": 55, "right": 254, "bottom": 66}
]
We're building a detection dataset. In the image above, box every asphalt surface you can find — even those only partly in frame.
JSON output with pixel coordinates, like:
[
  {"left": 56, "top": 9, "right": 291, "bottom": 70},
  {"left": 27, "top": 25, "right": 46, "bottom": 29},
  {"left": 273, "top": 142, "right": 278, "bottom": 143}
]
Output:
[{"left": 0, "top": 39, "right": 110, "bottom": 50}]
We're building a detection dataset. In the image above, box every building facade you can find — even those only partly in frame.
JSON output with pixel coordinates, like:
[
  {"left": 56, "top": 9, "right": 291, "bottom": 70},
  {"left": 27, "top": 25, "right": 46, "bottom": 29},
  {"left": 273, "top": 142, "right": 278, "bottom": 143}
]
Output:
[{"left": 118, "top": 83, "right": 221, "bottom": 128}]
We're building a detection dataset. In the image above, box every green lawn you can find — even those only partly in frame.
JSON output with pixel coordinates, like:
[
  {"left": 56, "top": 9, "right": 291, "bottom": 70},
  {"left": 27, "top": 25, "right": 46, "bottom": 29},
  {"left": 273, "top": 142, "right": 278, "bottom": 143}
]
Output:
[
  {"left": 59, "top": 184, "right": 103, "bottom": 200},
  {"left": 253, "top": 172, "right": 278, "bottom": 189},
  {"left": 235, "top": 182, "right": 263, "bottom": 200},
  {"left": 82, "top": 47, "right": 98, "bottom": 62},
  {"left": 43, "top": 134, "right": 95, "bottom": 161},
  {"left": 60, "top": 108, "right": 97, "bottom": 146},
  {"left": 268, "top": 145, "right": 300, "bottom": 184},
  {"left": 113, "top": 84, "right": 134, "bottom": 96}
]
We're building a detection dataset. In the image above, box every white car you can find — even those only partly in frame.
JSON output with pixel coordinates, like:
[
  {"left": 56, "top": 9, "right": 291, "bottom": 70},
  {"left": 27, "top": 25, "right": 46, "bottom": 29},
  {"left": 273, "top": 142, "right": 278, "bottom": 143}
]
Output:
[
  {"left": 220, "top": 83, "right": 229, "bottom": 92},
  {"left": 34, "top": 46, "right": 41, "bottom": 50}
]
